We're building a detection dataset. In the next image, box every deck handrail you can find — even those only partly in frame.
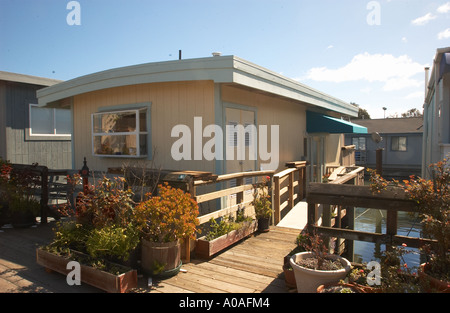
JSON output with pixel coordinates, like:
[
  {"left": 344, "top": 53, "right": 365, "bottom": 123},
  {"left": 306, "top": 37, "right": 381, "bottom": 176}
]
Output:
[
  {"left": 193, "top": 170, "right": 275, "bottom": 225},
  {"left": 272, "top": 161, "right": 307, "bottom": 224},
  {"left": 306, "top": 182, "right": 437, "bottom": 251}
]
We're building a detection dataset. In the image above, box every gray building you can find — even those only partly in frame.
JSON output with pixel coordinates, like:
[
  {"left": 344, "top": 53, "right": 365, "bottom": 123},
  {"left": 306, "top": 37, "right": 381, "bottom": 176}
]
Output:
[
  {"left": 422, "top": 47, "right": 450, "bottom": 179},
  {"left": 0, "top": 71, "right": 72, "bottom": 169},
  {"left": 345, "top": 117, "right": 423, "bottom": 178}
]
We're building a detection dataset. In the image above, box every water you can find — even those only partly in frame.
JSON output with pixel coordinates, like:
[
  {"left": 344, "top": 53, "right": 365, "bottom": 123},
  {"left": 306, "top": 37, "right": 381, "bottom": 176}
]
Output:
[{"left": 352, "top": 207, "right": 423, "bottom": 269}]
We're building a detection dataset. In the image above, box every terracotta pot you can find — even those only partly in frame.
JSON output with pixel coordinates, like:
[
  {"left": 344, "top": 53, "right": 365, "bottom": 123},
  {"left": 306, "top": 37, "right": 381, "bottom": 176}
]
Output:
[
  {"left": 290, "top": 252, "right": 351, "bottom": 293},
  {"left": 283, "top": 263, "right": 297, "bottom": 289},
  {"left": 418, "top": 263, "right": 450, "bottom": 293}
]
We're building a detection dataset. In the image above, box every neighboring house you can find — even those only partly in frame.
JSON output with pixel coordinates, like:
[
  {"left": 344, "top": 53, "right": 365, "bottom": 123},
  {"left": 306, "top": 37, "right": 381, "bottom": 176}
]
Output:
[
  {"left": 36, "top": 55, "right": 366, "bottom": 180},
  {"left": 345, "top": 117, "right": 423, "bottom": 178},
  {"left": 422, "top": 47, "right": 450, "bottom": 179},
  {"left": 0, "top": 71, "right": 72, "bottom": 169}
]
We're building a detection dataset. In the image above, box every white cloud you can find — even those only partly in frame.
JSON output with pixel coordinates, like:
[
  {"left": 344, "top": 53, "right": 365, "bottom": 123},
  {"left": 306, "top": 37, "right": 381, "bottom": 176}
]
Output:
[
  {"left": 437, "top": 2, "right": 450, "bottom": 13},
  {"left": 405, "top": 91, "right": 424, "bottom": 99},
  {"left": 401, "top": 37, "right": 408, "bottom": 43},
  {"left": 411, "top": 13, "right": 437, "bottom": 25},
  {"left": 305, "top": 52, "right": 425, "bottom": 91},
  {"left": 438, "top": 28, "right": 450, "bottom": 40}
]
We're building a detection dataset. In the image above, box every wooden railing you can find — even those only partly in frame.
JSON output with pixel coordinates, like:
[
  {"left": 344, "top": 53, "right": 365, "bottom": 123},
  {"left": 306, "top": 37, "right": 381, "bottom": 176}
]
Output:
[
  {"left": 306, "top": 182, "right": 437, "bottom": 256},
  {"left": 273, "top": 161, "right": 307, "bottom": 224},
  {"left": 193, "top": 170, "right": 275, "bottom": 225}
]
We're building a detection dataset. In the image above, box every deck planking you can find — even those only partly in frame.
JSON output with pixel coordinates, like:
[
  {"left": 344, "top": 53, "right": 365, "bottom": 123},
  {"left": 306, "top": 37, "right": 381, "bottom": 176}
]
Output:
[
  {"left": 147, "top": 226, "right": 300, "bottom": 293},
  {"left": 0, "top": 221, "right": 300, "bottom": 293}
]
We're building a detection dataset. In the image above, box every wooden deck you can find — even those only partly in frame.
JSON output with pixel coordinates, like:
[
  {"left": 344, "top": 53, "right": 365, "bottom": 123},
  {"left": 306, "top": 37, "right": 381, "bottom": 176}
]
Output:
[
  {"left": 147, "top": 226, "right": 300, "bottom": 293},
  {"left": 0, "top": 220, "right": 300, "bottom": 293}
]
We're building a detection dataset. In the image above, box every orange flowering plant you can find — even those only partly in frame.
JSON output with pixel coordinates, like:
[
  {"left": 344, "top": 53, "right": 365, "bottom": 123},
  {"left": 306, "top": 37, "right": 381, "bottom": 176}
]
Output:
[{"left": 135, "top": 182, "right": 200, "bottom": 243}]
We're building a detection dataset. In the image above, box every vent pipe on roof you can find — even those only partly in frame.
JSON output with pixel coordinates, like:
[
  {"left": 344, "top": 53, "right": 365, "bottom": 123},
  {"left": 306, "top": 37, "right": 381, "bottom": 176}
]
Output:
[
  {"left": 212, "top": 52, "right": 222, "bottom": 57},
  {"left": 179, "top": 50, "right": 182, "bottom": 60}
]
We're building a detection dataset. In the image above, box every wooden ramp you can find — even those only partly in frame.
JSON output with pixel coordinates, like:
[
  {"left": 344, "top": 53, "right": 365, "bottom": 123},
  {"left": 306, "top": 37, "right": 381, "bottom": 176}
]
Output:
[{"left": 147, "top": 226, "right": 300, "bottom": 293}]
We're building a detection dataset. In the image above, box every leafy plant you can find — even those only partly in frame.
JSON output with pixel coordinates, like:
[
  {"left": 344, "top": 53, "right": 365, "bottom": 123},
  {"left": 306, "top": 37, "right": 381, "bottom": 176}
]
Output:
[
  {"left": 205, "top": 217, "right": 236, "bottom": 241},
  {"left": 76, "top": 176, "right": 136, "bottom": 229},
  {"left": 48, "top": 221, "right": 91, "bottom": 254},
  {"left": 378, "top": 244, "right": 421, "bottom": 293},
  {"left": 252, "top": 177, "right": 272, "bottom": 219},
  {"left": 0, "top": 161, "right": 42, "bottom": 217},
  {"left": 46, "top": 175, "right": 141, "bottom": 267},
  {"left": 369, "top": 160, "right": 450, "bottom": 283},
  {"left": 86, "top": 224, "right": 140, "bottom": 262},
  {"left": 135, "top": 182, "right": 200, "bottom": 243}
]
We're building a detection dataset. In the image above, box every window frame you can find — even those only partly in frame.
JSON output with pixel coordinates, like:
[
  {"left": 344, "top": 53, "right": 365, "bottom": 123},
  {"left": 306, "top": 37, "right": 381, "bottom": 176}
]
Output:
[
  {"left": 28, "top": 104, "right": 72, "bottom": 141},
  {"left": 91, "top": 108, "right": 148, "bottom": 158},
  {"left": 391, "top": 136, "right": 407, "bottom": 152},
  {"left": 352, "top": 137, "right": 367, "bottom": 151}
]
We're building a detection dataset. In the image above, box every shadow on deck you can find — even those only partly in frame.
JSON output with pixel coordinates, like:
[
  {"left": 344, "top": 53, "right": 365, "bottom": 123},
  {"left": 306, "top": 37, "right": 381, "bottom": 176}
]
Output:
[{"left": 0, "top": 220, "right": 301, "bottom": 293}]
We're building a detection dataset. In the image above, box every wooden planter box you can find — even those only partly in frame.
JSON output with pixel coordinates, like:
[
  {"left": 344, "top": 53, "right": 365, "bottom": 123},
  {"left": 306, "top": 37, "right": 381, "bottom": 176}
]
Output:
[
  {"left": 195, "top": 220, "right": 257, "bottom": 259},
  {"left": 36, "top": 248, "right": 138, "bottom": 293}
]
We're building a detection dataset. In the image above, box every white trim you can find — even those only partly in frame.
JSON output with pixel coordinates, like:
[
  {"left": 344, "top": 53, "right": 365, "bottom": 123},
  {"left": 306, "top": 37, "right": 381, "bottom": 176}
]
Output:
[{"left": 37, "top": 56, "right": 358, "bottom": 117}]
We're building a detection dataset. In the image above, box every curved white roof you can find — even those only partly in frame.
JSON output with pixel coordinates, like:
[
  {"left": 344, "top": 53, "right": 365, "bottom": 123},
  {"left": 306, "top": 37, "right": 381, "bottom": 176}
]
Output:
[{"left": 37, "top": 55, "right": 358, "bottom": 116}]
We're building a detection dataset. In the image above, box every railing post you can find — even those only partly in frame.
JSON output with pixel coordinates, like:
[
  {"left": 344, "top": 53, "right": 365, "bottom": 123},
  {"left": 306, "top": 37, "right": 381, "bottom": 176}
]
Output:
[
  {"left": 386, "top": 210, "right": 397, "bottom": 246},
  {"left": 273, "top": 175, "right": 281, "bottom": 225},
  {"left": 298, "top": 168, "right": 303, "bottom": 200},
  {"left": 288, "top": 171, "right": 294, "bottom": 210},
  {"left": 40, "top": 166, "right": 49, "bottom": 225},
  {"left": 236, "top": 177, "right": 244, "bottom": 206},
  {"left": 307, "top": 202, "right": 317, "bottom": 233}
]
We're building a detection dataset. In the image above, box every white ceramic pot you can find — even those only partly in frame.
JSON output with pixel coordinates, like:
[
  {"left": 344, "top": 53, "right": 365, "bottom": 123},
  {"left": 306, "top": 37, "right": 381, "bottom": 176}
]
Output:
[{"left": 290, "top": 252, "right": 351, "bottom": 293}]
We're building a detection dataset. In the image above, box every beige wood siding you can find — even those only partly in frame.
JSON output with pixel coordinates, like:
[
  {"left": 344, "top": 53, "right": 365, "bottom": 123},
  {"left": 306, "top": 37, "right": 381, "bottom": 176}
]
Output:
[
  {"left": 73, "top": 81, "right": 215, "bottom": 172},
  {"left": 221, "top": 84, "right": 306, "bottom": 172}
]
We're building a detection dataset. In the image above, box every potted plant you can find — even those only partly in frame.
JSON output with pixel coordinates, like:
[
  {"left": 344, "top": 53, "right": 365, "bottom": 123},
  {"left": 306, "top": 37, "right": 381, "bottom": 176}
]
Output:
[
  {"left": 9, "top": 196, "right": 40, "bottom": 228},
  {"left": 135, "top": 182, "right": 200, "bottom": 277},
  {"left": 369, "top": 160, "right": 450, "bottom": 292},
  {"left": 36, "top": 176, "right": 140, "bottom": 292},
  {"left": 252, "top": 177, "right": 272, "bottom": 232},
  {"left": 0, "top": 162, "right": 42, "bottom": 228},
  {"left": 195, "top": 208, "right": 257, "bottom": 259},
  {"left": 289, "top": 232, "right": 351, "bottom": 293}
]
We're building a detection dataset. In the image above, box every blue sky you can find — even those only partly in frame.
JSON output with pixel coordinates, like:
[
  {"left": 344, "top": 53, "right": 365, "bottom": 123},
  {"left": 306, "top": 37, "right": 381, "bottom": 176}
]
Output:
[{"left": 1, "top": 0, "right": 449, "bottom": 119}]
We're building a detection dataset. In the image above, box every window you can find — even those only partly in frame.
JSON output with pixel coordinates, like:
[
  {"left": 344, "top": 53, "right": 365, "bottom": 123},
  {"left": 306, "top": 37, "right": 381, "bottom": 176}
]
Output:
[
  {"left": 391, "top": 136, "right": 407, "bottom": 151},
  {"left": 352, "top": 137, "right": 366, "bottom": 151},
  {"left": 92, "top": 108, "right": 148, "bottom": 157},
  {"left": 29, "top": 104, "right": 72, "bottom": 136},
  {"left": 227, "top": 122, "right": 255, "bottom": 147}
]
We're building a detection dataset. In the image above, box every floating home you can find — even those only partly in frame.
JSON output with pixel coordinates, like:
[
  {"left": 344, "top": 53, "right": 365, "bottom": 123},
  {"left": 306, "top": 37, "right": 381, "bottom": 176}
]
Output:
[{"left": 36, "top": 55, "right": 367, "bottom": 179}]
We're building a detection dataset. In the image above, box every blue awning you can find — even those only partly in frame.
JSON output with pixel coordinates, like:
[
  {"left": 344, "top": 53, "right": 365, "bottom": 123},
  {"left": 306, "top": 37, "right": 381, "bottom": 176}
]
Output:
[{"left": 307, "top": 111, "right": 368, "bottom": 134}]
